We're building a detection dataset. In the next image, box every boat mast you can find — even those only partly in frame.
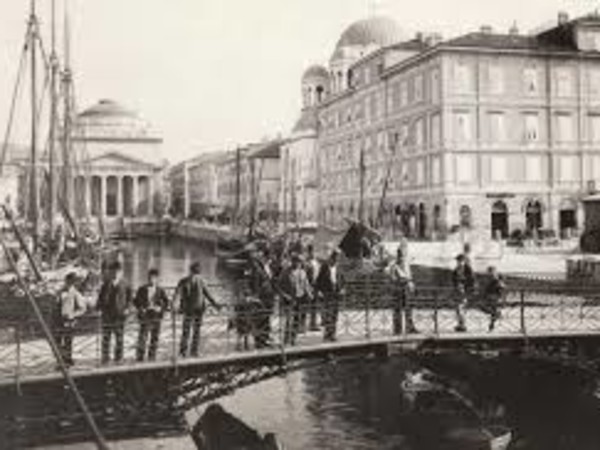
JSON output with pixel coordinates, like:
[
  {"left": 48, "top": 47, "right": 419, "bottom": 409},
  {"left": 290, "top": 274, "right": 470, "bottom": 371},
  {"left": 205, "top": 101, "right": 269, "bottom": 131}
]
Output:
[
  {"left": 61, "top": 1, "right": 73, "bottom": 217},
  {"left": 234, "top": 146, "right": 241, "bottom": 226},
  {"left": 28, "top": 0, "right": 39, "bottom": 251},
  {"left": 358, "top": 142, "right": 365, "bottom": 225},
  {"left": 48, "top": 0, "right": 59, "bottom": 234}
]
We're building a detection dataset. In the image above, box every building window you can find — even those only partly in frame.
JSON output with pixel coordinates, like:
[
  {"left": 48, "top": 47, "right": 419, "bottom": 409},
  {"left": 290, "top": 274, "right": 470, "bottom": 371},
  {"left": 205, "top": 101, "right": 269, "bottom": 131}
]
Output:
[
  {"left": 590, "top": 69, "right": 600, "bottom": 97},
  {"left": 414, "top": 74, "right": 424, "bottom": 102},
  {"left": 524, "top": 113, "right": 540, "bottom": 142},
  {"left": 556, "top": 113, "right": 574, "bottom": 143},
  {"left": 524, "top": 67, "right": 539, "bottom": 95},
  {"left": 431, "top": 114, "right": 441, "bottom": 147},
  {"left": 415, "top": 118, "right": 425, "bottom": 149},
  {"left": 526, "top": 156, "right": 544, "bottom": 182},
  {"left": 456, "top": 154, "right": 475, "bottom": 184},
  {"left": 490, "top": 156, "right": 508, "bottom": 182},
  {"left": 454, "top": 60, "right": 473, "bottom": 93},
  {"left": 431, "top": 156, "right": 441, "bottom": 185},
  {"left": 400, "top": 81, "right": 408, "bottom": 105},
  {"left": 590, "top": 115, "right": 600, "bottom": 143},
  {"left": 488, "top": 112, "right": 505, "bottom": 143},
  {"left": 488, "top": 64, "right": 504, "bottom": 95},
  {"left": 556, "top": 67, "right": 574, "bottom": 97},
  {"left": 559, "top": 155, "right": 579, "bottom": 182},
  {"left": 416, "top": 159, "right": 425, "bottom": 186},
  {"left": 430, "top": 69, "right": 441, "bottom": 103},
  {"left": 454, "top": 111, "right": 472, "bottom": 142}
]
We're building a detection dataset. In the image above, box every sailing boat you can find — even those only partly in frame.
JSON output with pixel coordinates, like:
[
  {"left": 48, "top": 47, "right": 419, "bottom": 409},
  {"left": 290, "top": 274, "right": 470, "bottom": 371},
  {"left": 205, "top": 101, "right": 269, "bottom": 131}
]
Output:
[{"left": 0, "top": 0, "right": 107, "bottom": 291}]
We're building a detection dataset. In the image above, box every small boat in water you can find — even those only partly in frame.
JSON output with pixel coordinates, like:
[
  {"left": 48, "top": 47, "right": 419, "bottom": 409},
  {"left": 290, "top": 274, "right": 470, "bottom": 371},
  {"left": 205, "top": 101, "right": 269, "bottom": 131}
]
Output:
[{"left": 401, "top": 369, "right": 512, "bottom": 450}]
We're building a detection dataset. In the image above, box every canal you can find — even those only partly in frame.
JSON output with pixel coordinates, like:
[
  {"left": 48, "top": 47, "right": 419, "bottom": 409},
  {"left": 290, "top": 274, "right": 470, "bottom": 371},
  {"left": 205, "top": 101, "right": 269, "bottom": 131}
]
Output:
[{"left": 118, "top": 236, "right": 600, "bottom": 450}]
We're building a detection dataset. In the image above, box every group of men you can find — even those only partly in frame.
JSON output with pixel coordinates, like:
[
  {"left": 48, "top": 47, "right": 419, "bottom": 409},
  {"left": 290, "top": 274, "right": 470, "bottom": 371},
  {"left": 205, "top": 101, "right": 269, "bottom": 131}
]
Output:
[
  {"left": 53, "top": 260, "right": 222, "bottom": 366},
  {"left": 243, "top": 244, "right": 344, "bottom": 346}
]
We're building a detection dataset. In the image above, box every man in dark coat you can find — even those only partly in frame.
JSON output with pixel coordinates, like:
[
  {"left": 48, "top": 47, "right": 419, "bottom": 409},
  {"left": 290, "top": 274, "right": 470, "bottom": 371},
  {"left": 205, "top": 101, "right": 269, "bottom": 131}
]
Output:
[
  {"left": 134, "top": 268, "right": 170, "bottom": 361},
  {"left": 175, "top": 262, "right": 221, "bottom": 357},
  {"left": 97, "top": 261, "right": 132, "bottom": 363},
  {"left": 315, "top": 250, "right": 343, "bottom": 342},
  {"left": 452, "top": 254, "right": 475, "bottom": 332}
]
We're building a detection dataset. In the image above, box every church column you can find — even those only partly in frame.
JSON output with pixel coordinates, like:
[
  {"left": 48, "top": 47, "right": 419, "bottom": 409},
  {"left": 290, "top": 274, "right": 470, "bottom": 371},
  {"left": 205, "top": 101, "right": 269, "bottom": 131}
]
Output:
[
  {"left": 132, "top": 175, "right": 139, "bottom": 217},
  {"left": 116, "top": 176, "right": 123, "bottom": 217},
  {"left": 148, "top": 177, "right": 155, "bottom": 217},
  {"left": 100, "top": 176, "right": 106, "bottom": 217},
  {"left": 85, "top": 176, "right": 92, "bottom": 217}
]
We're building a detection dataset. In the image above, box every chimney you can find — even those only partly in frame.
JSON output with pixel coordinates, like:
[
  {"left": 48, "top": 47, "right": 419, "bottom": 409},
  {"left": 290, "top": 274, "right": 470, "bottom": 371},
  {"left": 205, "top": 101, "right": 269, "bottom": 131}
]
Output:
[
  {"left": 480, "top": 25, "right": 493, "bottom": 34},
  {"left": 415, "top": 31, "right": 424, "bottom": 42},
  {"left": 558, "top": 11, "right": 569, "bottom": 25},
  {"left": 509, "top": 22, "right": 519, "bottom": 36}
]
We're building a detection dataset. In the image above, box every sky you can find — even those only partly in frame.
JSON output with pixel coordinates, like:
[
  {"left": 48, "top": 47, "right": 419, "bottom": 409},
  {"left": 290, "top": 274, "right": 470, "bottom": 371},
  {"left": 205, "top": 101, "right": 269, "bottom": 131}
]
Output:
[{"left": 0, "top": 0, "right": 598, "bottom": 163}]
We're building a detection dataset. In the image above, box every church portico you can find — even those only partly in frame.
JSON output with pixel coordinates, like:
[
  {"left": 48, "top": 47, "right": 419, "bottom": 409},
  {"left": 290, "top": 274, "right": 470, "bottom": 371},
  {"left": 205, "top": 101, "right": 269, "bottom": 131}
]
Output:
[{"left": 70, "top": 99, "right": 167, "bottom": 229}]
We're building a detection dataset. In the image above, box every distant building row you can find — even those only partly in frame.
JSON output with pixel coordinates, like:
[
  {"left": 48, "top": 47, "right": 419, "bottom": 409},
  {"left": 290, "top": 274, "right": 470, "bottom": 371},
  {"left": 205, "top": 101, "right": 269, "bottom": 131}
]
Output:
[{"left": 173, "top": 11, "right": 600, "bottom": 241}]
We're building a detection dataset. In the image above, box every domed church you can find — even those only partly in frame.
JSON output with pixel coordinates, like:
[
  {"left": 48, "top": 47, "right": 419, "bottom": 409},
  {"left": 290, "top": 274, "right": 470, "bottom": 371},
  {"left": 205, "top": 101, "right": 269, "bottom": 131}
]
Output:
[{"left": 71, "top": 99, "right": 168, "bottom": 221}]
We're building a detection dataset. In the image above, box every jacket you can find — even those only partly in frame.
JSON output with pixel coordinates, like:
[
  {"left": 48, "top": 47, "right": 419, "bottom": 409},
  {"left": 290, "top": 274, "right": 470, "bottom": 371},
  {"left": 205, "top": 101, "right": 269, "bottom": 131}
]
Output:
[
  {"left": 134, "top": 284, "right": 170, "bottom": 319},
  {"left": 97, "top": 279, "right": 132, "bottom": 321},
  {"left": 315, "top": 262, "right": 342, "bottom": 295},
  {"left": 176, "top": 275, "right": 215, "bottom": 315}
]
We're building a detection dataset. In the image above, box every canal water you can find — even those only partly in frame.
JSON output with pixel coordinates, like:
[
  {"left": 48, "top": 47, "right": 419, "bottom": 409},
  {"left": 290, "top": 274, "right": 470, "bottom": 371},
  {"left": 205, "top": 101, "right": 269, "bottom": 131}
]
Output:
[{"left": 119, "top": 237, "right": 600, "bottom": 450}]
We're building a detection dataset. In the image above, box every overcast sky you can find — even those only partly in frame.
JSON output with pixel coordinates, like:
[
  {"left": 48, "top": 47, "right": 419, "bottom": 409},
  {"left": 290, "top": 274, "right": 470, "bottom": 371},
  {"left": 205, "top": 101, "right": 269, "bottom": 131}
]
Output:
[{"left": 0, "top": 0, "right": 598, "bottom": 163}]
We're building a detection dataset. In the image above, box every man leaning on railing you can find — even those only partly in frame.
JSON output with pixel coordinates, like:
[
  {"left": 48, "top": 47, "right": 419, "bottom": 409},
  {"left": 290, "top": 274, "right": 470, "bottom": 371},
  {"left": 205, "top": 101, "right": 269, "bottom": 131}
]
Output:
[{"left": 174, "top": 262, "right": 222, "bottom": 358}]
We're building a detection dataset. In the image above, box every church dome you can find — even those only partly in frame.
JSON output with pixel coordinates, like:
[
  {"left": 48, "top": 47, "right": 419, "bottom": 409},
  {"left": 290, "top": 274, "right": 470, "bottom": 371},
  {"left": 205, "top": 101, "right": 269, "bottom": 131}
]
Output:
[
  {"left": 302, "top": 65, "right": 329, "bottom": 83},
  {"left": 76, "top": 99, "right": 159, "bottom": 141},
  {"left": 331, "top": 16, "right": 406, "bottom": 61}
]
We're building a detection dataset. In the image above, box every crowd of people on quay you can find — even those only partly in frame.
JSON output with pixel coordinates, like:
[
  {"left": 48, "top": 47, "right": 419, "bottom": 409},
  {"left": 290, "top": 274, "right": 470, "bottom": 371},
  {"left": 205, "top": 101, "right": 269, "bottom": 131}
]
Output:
[{"left": 50, "top": 237, "right": 507, "bottom": 368}]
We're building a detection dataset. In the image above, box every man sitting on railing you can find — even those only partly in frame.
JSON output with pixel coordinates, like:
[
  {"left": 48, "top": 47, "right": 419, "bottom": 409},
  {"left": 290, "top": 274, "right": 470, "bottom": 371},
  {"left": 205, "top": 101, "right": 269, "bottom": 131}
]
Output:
[
  {"left": 134, "top": 269, "right": 170, "bottom": 361},
  {"left": 97, "top": 261, "right": 132, "bottom": 364},
  {"left": 174, "top": 262, "right": 222, "bottom": 358}
]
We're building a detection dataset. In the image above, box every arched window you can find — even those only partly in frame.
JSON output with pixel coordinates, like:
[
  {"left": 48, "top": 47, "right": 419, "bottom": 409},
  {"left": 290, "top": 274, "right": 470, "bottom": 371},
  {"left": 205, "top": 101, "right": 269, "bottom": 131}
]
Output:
[
  {"left": 316, "top": 85, "right": 324, "bottom": 103},
  {"left": 459, "top": 205, "right": 472, "bottom": 229},
  {"left": 433, "top": 205, "right": 442, "bottom": 232},
  {"left": 491, "top": 201, "right": 509, "bottom": 239}
]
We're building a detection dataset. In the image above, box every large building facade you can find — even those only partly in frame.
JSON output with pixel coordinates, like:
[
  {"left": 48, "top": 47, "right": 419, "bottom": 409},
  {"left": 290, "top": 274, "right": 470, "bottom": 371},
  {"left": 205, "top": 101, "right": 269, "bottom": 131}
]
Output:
[{"left": 314, "top": 13, "right": 600, "bottom": 240}]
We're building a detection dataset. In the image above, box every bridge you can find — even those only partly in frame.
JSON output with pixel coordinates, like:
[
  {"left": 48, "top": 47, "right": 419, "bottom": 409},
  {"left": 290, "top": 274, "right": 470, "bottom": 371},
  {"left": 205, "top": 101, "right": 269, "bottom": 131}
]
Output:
[{"left": 2, "top": 282, "right": 600, "bottom": 447}]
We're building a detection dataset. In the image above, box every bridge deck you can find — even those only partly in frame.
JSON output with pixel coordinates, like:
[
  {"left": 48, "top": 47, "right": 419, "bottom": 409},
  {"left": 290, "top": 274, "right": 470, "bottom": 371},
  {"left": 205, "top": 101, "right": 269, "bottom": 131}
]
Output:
[{"left": 1, "top": 287, "right": 600, "bottom": 387}]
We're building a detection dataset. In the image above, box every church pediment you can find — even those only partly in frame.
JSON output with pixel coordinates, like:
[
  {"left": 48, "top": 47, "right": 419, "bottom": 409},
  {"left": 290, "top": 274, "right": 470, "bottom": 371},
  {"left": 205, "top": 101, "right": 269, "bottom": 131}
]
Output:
[{"left": 87, "top": 151, "right": 157, "bottom": 170}]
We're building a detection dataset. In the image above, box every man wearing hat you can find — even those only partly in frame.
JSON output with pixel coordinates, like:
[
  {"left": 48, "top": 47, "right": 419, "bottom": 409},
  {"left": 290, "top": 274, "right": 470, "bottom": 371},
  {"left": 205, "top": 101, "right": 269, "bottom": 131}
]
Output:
[
  {"left": 315, "top": 249, "right": 343, "bottom": 342},
  {"left": 278, "top": 253, "right": 313, "bottom": 345},
  {"left": 134, "top": 268, "right": 170, "bottom": 361},
  {"left": 97, "top": 261, "right": 132, "bottom": 363},
  {"left": 452, "top": 254, "right": 474, "bottom": 332},
  {"left": 174, "top": 262, "right": 221, "bottom": 357},
  {"left": 387, "top": 246, "right": 417, "bottom": 335},
  {"left": 54, "top": 272, "right": 86, "bottom": 366}
]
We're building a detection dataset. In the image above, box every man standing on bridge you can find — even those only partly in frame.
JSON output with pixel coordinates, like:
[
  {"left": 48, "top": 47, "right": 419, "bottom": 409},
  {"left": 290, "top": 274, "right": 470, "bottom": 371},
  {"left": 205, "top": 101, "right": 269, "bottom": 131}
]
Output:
[
  {"left": 315, "top": 249, "right": 343, "bottom": 342},
  {"left": 387, "top": 246, "right": 417, "bottom": 335},
  {"left": 97, "top": 261, "right": 132, "bottom": 364},
  {"left": 53, "top": 272, "right": 86, "bottom": 367},
  {"left": 134, "top": 269, "right": 170, "bottom": 361},
  {"left": 175, "top": 262, "right": 221, "bottom": 357}
]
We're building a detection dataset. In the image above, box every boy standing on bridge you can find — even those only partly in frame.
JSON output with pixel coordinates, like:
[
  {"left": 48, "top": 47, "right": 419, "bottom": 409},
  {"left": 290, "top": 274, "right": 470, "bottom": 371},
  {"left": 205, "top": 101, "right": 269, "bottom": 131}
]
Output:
[
  {"left": 452, "top": 254, "right": 474, "bottom": 332},
  {"left": 134, "top": 269, "right": 170, "bottom": 361},
  {"left": 279, "top": 254, "right": 313, "bottom": 345},
  {"left": 97, "top": 261, "right": 132, "bottom": 364},
  {"left": 175, "top": 262, "right": 221, "bottom": 358}
]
